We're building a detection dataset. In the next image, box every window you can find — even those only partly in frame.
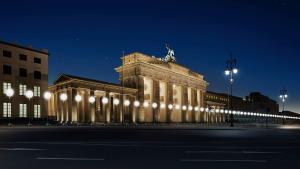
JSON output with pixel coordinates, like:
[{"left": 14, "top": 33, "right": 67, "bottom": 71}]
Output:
[
  {"left": 19, "top": 84, "right": 27, "bottom": 95},
  {"left": 34, "top": 86, "right": 40, "bottom": 97},
  {"left": 3, "top": 82, "right": 12, "bottom": 94},
  {"left": 19, "top": 68, "right": 27, "bottom": 77},
  {"left": 3, "top": 103, "right": 12, "bottom": 117},
  {"left": 34, "top": 71, "right": 41, "bottom": 79},
  {"left": 34, "top": 57, "right": 41, "bottom": 64},
  {"left": 19, "top": 54, "right": 27, "bottom": 61},
  {"left": 3, "top": 50, "right": 12, "bottom": 58},
  {"left": 3, "top": 65, "right": 12, "bottom": 75},
  {"left": 19, "top": 104, "right": 27, "bottom": 117},
  {"left": 34, "top": 104, "right": 41, "bottom": 118}
]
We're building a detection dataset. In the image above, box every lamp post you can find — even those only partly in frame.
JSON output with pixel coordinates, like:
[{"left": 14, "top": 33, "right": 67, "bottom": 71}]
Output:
[
  {"left": 279, "top": 89, "right": 288, "bottom": 125},
  {"left": 75, "top": 94, "right": 82, "bottom": 125},
  {"left": 25, "top": 90, "right": 34, "bottom": 126},
  {"left": 205, "top": 107, "right": 210, "bottom": 126},
  {"left": 113, "top": 98, "right": 120, "bottom": 123},
  {"left": 134, "top": 101, "right": 140, "bottom": 124},
  {"left": 225, "top": 56, "right": 238, "bottom": 127},
  {"left": 59, "top": 93, "right": 67, "bottom": 124},
  {"left": 124, "top": 99, "right": 130, "bottom": 124},
  {"left": 4, "top": 88, "right": 14, "bottom": 126},
  {"left": 43, "top": 91, "right": 52, "bottom": 126},
  {"left": 152, "top": 102, "right": 158, "bottom": 125},
  {"left": 89, "top": 96, "right": 96, "bottom": 125}
]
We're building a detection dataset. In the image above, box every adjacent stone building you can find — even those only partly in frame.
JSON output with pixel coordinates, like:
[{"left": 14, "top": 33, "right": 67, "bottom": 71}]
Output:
[
  {"left": 48, "top": 74, "right": 137, "bottom": 124},
  {"left": 0, "top": 40, "right": 48, "bottom": 120}
]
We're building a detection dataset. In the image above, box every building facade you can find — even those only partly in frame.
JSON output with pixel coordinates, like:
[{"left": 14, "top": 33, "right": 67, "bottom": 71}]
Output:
[{"left": 0, "top": 40, "right": 48, "bottom": 120}]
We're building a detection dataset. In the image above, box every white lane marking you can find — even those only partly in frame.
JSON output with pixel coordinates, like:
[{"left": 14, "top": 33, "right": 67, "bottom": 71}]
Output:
[
  {"left": 0, "top": 147, "right": 46, "bottom": 151},
  {"left": 186, "top": 150, "right": 240, "bottom": 154},
  {"left": 180, "top": 159, "right": 267, "bottom": 163},
  {"left": 243, "top": 151, "right": 280, "bottom": 154},
  {"left": 185, "top": 150, "right": 280, "bottom": 154},
  {"left": 36, "top": 157, "right": 104, "bottom": 161}
]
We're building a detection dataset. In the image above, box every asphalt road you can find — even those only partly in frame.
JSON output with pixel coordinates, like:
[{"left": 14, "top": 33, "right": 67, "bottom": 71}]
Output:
[{"left": 0, "top": 125, "right": 300, "bottom": 169}]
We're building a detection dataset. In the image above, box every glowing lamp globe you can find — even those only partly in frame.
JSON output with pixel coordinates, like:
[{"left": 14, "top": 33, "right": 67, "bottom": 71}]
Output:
[
  {"left": 44, "top": 91, "right": 51, "bottom": 100},
  {"left": 225, "top": 69, "right": 230, "bottom": 76},
  {"left": 75, "top": 95, "right": 82, "bottom": 102},
  {"left": 89, "top": 96, "right": 96, "bottom": 104},
  {"left": 134, "top": 100, "right": 140, "bottom": 107},
  {"left": 233, "top": 68, "right": 238, "bottom": 74},
  {"left": 168, "top": 104, "right": 173, "bottom": 110},
  {"left": 124, "top": 100, "right": 130, "bottom": 106},
  {"left": 152, "top": 102, "right": 158, "bottom": 109},
  {"left": 5, "top": 88, "right": 14, "bottom": 98},
  {"left": 102, "top": 97, "right": 108, "bottom": 104},
  {"left": 113, "top": 99, "right": 120, "bottom": 105},
  {"left": 60, "top": 93, "right": 67, "bottom": 102},
  {"left": 143, "top": 101, "right": 149, "bottom": 108},
  {"left": 25, "top": 90, "right": 34, "bottom": 99}
]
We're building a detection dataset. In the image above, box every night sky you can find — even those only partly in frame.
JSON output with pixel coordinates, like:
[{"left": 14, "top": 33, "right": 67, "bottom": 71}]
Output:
[{"left": 0, "top": 0, "right": 299, "bottom": 113}]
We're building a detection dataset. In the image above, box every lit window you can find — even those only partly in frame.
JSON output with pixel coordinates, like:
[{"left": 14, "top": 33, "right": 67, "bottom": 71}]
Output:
[
  {"left": 34, "top": 86, "right": 41, "bottom": 97},
  {"left": 19, "top": 84, "right": 27, "bottom": 95},
  {"left": 34, "top": 104, "right": 41, "bottom": 118},
  {"left": 3, "top": 103, "right": 12, "bottom": 117},
  {"left": 3, "top": 82, "right": 12, "bottom": 94},
  {"left": 19, "top": 104, "right": 27, "bottom": 117}
]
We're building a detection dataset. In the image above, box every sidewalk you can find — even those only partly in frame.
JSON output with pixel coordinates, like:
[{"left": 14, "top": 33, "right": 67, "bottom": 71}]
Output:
[{"left": 0, "top": 123, "right": 287, "bottom": 130}]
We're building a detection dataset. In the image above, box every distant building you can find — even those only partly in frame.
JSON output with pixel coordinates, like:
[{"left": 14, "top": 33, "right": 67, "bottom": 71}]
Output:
[
  {"left": 0, "top": 40, "right": 49, "bottom": 120},
  {"left": 205, "top": 91, "right": 279, "bottom": 114},
  {"left": 246, "top": 92, "right": 279, "bottom": 114}
]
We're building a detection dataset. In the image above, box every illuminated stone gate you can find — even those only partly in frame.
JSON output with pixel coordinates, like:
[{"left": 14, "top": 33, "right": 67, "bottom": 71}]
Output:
[{"left": 115, "top": 50, "right": 209, "bottom": 123}]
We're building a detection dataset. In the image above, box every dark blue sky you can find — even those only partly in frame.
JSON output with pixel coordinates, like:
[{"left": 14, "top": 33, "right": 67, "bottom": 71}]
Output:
[{"left": 1, "top": 0, "right": 299, "bottom": 112}]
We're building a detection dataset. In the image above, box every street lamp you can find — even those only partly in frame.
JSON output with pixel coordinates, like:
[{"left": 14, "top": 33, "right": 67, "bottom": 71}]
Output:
[
  {"left": 25, "top": 90, "right": 34, "bottom": 126},
  {"left": 75, "top": 94, "right": 82, "bottom": 125},
  {"left": 4, "top": 88, "right": 14, "bottom": 126},
  {"left": 279, "top": 89, "right": 288, "bottom": 124},
  {"left": 152, "top": 102, "right": 158, "bottom": 124},
  {"left": 59, "top": 93, "right": 67, "bottom": 124},
  {"left": 43, "top": 91, "right": 52, "bottom": 126},
  {"left": 225, "top": 55, "right": 238, "bottom": 127},
  {"left": 89, "top": 96, "right": 96, "bottom": 124}
]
